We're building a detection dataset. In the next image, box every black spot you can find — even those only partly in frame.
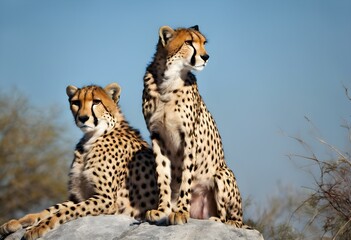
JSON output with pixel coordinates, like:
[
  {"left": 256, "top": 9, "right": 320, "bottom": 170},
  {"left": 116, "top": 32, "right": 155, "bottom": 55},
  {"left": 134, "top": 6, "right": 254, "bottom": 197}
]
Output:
[
  {"left": 188, "top": 164, "right": 194, "bottom": 171},
  {"left": 180, "top": 190, "right": 184, "bottom": 198}
]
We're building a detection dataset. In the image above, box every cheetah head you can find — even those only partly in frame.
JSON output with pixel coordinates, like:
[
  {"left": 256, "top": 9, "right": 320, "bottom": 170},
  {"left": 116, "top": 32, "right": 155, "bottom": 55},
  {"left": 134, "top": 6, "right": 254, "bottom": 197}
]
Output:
[
  {"left": 158, "top": 25, "right": 209, "bottom": 72},
  {"left": 66, "top": 83, "right": 121, "bottom": 134}
]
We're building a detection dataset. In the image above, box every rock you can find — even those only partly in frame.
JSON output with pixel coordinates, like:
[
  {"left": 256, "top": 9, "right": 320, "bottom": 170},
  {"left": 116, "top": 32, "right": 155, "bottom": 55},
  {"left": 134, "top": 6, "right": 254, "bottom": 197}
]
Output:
[{"left": 4, "top": 215, "right": 264, "bottom": 240}]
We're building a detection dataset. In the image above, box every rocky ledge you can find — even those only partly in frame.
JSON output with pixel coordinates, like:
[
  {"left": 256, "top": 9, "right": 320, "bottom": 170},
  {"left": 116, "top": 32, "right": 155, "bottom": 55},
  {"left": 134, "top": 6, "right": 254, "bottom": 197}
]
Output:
[{"left": 4, "top": 215, "right": 264, "bottom": 240}]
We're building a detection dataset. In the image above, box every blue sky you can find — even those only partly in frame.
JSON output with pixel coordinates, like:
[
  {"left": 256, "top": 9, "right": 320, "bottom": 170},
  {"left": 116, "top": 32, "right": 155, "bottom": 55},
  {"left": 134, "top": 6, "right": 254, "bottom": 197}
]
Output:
[{"left": 1, "top": 0, "right": 350, "bottom": 215}]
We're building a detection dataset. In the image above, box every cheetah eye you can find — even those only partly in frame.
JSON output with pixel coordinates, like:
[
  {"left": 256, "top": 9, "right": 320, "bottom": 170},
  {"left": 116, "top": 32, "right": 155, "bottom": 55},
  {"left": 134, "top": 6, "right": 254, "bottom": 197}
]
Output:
[
  {"left": 185, "top": 40, "right": 193, "bottom": 45},
  {"left": 71, "top": 100, "right": 80, "bottom": 107},
  {"left": 93, "top": 99, "right": 101, "bottom": 105}
]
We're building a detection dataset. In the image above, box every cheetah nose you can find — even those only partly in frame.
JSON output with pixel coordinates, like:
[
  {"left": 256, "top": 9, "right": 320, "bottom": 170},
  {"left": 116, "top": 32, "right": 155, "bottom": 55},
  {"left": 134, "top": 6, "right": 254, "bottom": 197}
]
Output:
[
  {"left": 201, "top": 54, "right": 209, "bottom": 62},
  {"left": 78, "top": 115, "right": 89, "bottom": 123}
]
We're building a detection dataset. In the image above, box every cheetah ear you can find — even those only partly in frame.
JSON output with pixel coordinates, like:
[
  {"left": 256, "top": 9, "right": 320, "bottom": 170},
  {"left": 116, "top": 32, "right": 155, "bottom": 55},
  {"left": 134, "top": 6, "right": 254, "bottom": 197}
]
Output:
[
  {"left": 66, "top": 85, "right": 78, "bottom": 99},
  {"left": 159, "top": 26, "right": 174, "bottom": 47},
  {"left": 190, "top": 25, "right": 199, "bottom": 31},
  {"left": 104, "top": 83, "right": 121, "bottom": 104}
]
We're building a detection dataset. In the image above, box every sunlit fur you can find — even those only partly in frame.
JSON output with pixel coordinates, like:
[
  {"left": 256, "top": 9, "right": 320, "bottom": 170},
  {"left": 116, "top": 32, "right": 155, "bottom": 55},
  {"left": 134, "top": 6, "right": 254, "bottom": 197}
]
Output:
[
  {"left": 142, "top": 25, "right": 245, "bottom": 227},
  {"left": 0, "top": 83, "right": 158, "bottom": 240}
]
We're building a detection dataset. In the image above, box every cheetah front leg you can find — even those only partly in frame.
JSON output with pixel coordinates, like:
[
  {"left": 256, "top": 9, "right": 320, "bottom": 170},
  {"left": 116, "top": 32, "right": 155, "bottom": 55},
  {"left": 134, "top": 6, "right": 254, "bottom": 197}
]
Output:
[
  {"left": 210, "top": 168, "right": 243, "bottom": 227},
  {"left": 145, "top": 137, "right": 172, "bottom": 224},
  {"left": 168, "top": 134, "right": 195, "bottom": 225},
  {"left": 0, "top": 200, "right": 72, "bottom": 238},
  {"left": 23, "top": 194, "right": 116, "bottom": 240}
]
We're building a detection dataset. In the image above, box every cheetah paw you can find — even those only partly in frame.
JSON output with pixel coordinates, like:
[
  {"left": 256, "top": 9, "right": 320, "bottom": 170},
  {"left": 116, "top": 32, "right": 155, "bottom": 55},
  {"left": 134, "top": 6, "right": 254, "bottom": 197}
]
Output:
[
  {"left": 209, "top": 217, "right": 247, "bottom": 228},
  {"left": 23, "top": 225, "right": 49, "bottom": 240},
  {"left": 145, "top": 209, "right": 168, "bottom": 223},
  {"left": 0, "top": 219, "right": 23, "bottom": 236},
  {"left": 225, "top": 220, "right": 244, "bottom": 228},
  {"left": 168, "top": 211, "right": 189, "bottom": 225}
]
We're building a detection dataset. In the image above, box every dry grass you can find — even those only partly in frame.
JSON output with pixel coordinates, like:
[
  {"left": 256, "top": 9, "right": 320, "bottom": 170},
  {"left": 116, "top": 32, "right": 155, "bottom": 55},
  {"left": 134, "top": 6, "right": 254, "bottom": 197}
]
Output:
[
  {"left": 288, "top": 85, "right": 351, "bottom": 239},
  {"left": 247, "top": 85, "right": 351, "bottom": 240}
]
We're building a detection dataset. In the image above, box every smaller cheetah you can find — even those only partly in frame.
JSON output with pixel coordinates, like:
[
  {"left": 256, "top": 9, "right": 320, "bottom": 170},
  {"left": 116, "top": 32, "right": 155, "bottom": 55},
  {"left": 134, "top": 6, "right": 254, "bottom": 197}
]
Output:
[
  {"left": 142, "top": 25, "right": 245, "bottom": 227},
  {"left": 0, "top": 83, "right": 158, "bottom": 240}
]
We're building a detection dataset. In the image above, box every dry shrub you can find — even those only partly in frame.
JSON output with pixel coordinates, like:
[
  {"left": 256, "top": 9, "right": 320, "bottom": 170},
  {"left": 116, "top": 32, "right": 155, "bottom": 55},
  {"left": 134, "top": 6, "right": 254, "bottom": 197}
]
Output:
[
  {"left": 288, "top": 85, "right": 351, "bottom": 239},
  {"left": 247, "top": 85, "right": 351, "bottom": 240}
]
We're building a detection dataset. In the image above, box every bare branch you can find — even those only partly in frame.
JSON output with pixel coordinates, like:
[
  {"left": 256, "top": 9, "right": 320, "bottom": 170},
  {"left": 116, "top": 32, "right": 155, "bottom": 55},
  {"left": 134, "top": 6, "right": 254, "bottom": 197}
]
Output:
[
  {"left": 316, "top": 137, "right": 349, "bottom": 163},
  {"left": 343, "top": 84, "right": 351, "bottom": 101}
]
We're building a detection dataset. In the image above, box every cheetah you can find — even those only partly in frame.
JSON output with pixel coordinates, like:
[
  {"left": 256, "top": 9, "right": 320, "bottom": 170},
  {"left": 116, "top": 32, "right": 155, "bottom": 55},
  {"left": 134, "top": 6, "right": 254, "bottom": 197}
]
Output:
[
  {"left": 0, "top": 83, "right": 158, "bottom": 240},
  {"left": 142, "top": 25, "right": 244, "bottom": 227}
]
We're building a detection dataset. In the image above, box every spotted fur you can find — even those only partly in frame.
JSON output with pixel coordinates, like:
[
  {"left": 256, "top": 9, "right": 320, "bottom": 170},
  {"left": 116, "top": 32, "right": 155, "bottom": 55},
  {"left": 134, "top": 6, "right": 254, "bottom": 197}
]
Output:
[
  {"left": 0, "top": 83, "right": 158, "bottom": 239},
  {"left": 142, "top": 25, "right": 244, "bottom": 227}
]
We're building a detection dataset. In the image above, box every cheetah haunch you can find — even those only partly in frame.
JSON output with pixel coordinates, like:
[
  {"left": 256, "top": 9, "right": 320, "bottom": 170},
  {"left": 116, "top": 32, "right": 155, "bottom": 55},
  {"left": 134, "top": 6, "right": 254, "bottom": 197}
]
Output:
[
  {"left": 0, "top": 83, "right": 157, "bottom": 240},
  {"left": 142, "top": 25, "right": 244, "bottom": 226}
]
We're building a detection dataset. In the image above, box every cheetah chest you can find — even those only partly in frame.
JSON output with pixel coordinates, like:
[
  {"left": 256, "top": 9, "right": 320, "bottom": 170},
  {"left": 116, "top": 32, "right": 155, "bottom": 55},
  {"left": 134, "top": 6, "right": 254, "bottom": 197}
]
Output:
[
  {"left": 149, "top": 103, "right": 180, "bottom": 153},
  {"left": 149, "top": 91, "right": 195, "bottom": 155}
]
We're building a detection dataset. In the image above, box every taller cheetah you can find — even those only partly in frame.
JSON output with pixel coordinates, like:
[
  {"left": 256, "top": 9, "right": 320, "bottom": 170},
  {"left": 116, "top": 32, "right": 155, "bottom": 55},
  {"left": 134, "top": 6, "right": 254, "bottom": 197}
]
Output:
[
  {"left": 0, "top": 83, "right": 158, "bottom": 240},
  {"left": 142, "top": 25, "right": 244, "bottom": 226}
]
